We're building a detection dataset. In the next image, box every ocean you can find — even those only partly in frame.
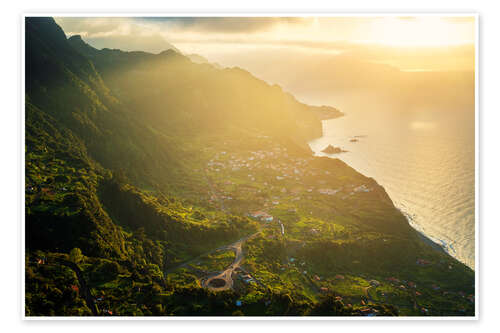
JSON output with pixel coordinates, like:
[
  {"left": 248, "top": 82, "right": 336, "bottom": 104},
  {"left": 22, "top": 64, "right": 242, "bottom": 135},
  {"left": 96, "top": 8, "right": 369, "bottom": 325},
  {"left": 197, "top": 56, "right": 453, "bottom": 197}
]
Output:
[{"left": 309, "top": 109, "right": 475, "bottom": 269}]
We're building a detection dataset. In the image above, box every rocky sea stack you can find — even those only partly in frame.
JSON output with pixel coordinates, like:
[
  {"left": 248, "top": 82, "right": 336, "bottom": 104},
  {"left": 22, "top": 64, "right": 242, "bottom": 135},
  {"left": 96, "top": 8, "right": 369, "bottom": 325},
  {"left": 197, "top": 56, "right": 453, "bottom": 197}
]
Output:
[{"left": 321, "top": 144, "right": 347, "bottom": 154}]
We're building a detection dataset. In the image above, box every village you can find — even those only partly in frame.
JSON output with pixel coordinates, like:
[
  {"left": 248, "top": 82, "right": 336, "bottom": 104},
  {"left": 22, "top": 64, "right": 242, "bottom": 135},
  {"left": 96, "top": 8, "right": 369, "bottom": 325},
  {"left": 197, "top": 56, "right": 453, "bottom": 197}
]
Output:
[
  {"left": 202, "top": 140, "right": 375, "bottom": 217},
  {"left": 180, "top": 139, "right": 474, "bottom": 316},
  {"left": 25, "top": 132, "right": 475, "bottom": 316}
]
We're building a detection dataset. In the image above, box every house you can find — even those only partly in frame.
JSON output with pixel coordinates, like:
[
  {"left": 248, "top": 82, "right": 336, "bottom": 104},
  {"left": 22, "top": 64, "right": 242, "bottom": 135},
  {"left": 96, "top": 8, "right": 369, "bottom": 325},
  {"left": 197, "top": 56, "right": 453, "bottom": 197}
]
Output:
[
  {"left": 251, "top": 211, "right": 265, "bottom": 218},
  {"left": 334, "top": 274, "right": 345, "bottom": 280},
  {"left": 314, "top": 275, "right": 321, "bottom": 281},
  {"left": 236, "top": 300, "right": 242, "bottom": 307},
  {"left": 320, "top": 287, "right": 329, "bottom": 293},
  {"left": 354, "top": 185, "right": 371, "bottom": 193},
  {"left": 250, "top": 211, "right": 273, "bottom": 222},
  {"left": 369, "top": 280, "right": 380, "bottom": 287},
  {"left": 70, "top": 285, "right": 79, "bottom": 292},
  {"left": 41, "top": 187, "right": 54, "bottom": 195},
  {"left": 262, "top": 214, "right": 273, "bottom": 222},
  {"left": 318, "top": 188, "right": 340, "bottom": 195}
]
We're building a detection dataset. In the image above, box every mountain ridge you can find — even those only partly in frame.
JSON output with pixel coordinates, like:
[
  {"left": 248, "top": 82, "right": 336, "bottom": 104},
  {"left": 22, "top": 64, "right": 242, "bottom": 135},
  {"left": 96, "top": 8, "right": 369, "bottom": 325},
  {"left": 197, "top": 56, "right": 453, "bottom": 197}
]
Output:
[{"left": 24, "top": 17, "right": 474, "bottom": 317}]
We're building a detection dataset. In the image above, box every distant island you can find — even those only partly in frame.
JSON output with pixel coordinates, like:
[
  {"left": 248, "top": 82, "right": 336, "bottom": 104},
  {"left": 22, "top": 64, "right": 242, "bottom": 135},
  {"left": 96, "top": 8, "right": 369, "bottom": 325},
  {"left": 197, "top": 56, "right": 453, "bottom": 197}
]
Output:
[{"left": 321, "top": 145, "right": 347, "bottom": 154}]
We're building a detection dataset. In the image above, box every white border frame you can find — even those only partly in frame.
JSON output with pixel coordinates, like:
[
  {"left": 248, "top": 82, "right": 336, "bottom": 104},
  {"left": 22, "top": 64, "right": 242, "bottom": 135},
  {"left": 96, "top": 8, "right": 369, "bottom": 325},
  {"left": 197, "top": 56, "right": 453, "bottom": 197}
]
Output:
[{"left": 20, "top": 12, "right": 479, "bottom": 321}]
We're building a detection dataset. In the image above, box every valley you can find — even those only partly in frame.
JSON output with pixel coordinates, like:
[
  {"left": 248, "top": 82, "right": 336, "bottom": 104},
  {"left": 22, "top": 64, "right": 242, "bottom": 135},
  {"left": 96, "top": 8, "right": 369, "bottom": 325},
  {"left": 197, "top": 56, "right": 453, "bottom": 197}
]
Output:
[{"left": 24, "top": 17, "right": 475, "bottom": 317}]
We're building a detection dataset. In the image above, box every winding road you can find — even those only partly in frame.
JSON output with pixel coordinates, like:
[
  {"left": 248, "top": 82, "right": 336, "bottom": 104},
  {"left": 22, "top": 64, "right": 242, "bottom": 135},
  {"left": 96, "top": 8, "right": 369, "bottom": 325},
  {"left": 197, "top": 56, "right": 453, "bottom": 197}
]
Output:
[{"left": 201, "top": 231, "right": 260, "bottom": 291}]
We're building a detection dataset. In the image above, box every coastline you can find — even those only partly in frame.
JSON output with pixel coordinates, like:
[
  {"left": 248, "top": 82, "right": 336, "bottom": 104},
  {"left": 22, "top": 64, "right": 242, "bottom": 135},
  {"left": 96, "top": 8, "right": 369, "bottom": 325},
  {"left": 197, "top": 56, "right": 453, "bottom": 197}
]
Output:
[
  {"left": 415, "top": 228, "right": 446, "bottom": 253},
  {"left": 309, "top": 117, "right": 474, "bottom": 270}
]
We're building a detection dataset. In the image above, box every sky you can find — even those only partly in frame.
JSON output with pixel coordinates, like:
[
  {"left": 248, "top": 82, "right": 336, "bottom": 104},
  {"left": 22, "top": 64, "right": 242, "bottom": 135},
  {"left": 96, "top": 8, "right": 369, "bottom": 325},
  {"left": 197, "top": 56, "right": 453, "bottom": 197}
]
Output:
[
  {"left": 55, "top": 16, "right": 475, "bottom": 68},
  {"left": 55, "top": 16, "right": 475, "bottom": 108}
]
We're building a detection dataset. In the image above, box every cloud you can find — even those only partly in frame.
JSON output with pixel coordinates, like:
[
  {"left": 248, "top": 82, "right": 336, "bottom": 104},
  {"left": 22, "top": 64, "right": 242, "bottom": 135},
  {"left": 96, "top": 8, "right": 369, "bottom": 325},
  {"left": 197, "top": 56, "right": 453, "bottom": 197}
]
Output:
[
  {"left": 55, "top": 17, "right": 133, "bottom": 37},
  {"left": 54, "top": 17, "right": 178, "bottom": 53},
  {"left": 138, "top": 17, "right": 311, "bottom": 33},
  {"left": 54, "top": 16, "right": 474, "bottom": 115},
  {"left": 54, "top": 17, "right": 311, "bottom": 52}
]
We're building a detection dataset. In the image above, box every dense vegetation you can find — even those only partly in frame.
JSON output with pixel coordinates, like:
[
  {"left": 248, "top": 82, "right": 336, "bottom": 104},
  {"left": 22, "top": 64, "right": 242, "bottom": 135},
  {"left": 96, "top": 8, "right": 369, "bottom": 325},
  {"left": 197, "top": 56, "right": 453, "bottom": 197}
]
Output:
[{"left": 25, "top": 17, "right": 474, "bottom": 317}]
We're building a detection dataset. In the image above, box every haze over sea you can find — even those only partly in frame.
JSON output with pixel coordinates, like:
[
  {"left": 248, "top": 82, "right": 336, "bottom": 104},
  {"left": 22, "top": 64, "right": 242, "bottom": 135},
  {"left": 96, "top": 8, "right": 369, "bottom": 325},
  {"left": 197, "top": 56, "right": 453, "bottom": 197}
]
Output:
[{"left": 309, "top": 108, "right": 475, "bottom": 269}]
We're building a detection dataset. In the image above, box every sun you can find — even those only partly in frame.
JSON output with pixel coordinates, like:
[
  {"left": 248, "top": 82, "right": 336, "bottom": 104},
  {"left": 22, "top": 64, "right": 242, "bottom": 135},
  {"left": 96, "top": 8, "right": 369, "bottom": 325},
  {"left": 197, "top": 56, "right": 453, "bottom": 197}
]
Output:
[{"left": 365, "top": 17, "right": 475, "bottom": 47}]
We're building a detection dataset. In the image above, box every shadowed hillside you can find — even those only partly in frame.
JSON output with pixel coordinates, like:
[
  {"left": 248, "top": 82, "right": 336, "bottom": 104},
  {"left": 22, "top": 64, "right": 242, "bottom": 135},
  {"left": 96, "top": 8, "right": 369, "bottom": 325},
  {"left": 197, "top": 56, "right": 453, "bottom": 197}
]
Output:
[{"left": 25, "top": 17, "right": 474, "bottom": 317}]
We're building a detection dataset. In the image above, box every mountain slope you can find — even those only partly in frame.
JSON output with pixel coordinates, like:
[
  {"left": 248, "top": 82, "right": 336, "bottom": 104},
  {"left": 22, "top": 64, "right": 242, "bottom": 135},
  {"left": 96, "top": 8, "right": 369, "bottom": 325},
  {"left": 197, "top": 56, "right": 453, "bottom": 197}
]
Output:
[
  {"left": 67, "top": 33, "right": 343, "bottom": 147},
  {"left": 25, "top": 17, "right": 474, "bottom": 317}
]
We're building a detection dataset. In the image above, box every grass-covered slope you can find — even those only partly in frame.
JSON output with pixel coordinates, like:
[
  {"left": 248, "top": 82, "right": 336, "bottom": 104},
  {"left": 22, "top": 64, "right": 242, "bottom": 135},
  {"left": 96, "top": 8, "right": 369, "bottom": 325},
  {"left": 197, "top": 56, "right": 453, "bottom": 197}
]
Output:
[{"left": 25, "top": 17, "right": 474, "bottom": 317}]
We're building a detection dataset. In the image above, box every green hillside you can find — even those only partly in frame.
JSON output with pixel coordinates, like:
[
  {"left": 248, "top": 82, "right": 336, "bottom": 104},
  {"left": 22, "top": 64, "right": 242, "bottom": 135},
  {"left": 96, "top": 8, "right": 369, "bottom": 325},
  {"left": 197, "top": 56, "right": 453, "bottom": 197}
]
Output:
[{"left": 25, "top": 17, "right": 474, "bottom": 317}]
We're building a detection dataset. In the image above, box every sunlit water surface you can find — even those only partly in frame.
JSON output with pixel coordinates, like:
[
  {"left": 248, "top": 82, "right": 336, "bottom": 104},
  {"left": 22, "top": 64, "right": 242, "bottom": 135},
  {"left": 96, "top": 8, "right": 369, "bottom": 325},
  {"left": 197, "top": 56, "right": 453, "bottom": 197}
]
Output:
[{"left": 309, "top": 110, "right": 475, "bottom": 269}]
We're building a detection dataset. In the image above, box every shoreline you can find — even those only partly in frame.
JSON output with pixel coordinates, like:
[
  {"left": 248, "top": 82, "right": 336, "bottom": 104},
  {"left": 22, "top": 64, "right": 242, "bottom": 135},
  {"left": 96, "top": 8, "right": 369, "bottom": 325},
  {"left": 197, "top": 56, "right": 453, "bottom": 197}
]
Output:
[
  {"left": 309, "top": 117, "right": 474, "bottom": 270},
  {"left": 415, "top": 228, "right": 446, "bottom": 254}
]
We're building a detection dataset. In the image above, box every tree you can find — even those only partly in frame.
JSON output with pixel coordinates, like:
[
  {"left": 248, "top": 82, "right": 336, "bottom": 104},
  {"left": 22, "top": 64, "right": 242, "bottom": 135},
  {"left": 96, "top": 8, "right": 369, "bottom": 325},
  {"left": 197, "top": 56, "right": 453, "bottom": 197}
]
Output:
[{"left": 69, "top": 248, "right": 83, "bottom": 264}]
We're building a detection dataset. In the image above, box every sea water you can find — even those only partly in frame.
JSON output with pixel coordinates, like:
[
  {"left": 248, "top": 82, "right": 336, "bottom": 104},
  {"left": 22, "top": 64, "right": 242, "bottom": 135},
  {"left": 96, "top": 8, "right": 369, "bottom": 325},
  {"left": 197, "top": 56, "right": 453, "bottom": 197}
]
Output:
[{"left": 309, "top": 109, "right": 475, "bottom": 269}]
